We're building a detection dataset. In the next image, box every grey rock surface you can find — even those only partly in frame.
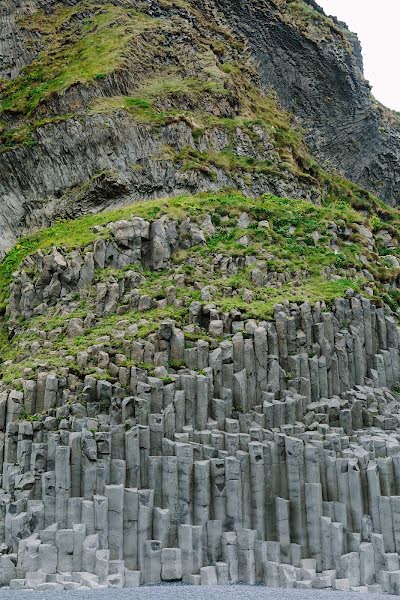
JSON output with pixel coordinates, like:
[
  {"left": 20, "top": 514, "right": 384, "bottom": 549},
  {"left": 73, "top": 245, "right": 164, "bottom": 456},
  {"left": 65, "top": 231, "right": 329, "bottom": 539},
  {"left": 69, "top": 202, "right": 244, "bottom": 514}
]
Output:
[
  {"left": 1, "top": 216, "right": 400, "bottom": 592},
  {"left": 212, "top": 0, "right": 400, "bottom": 205}
]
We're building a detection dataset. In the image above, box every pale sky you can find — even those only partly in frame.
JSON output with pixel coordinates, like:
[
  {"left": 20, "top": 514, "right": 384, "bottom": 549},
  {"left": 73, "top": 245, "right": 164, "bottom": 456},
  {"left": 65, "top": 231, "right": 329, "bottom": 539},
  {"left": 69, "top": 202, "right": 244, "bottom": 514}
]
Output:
[{"left": 317, "top": 0, "right": 400, "bottom": 111}]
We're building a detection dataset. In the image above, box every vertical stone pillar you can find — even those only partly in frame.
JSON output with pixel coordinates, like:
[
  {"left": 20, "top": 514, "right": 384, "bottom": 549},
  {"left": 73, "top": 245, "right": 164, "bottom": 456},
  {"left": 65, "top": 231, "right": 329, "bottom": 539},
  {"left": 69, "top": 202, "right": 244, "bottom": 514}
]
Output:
[
  {"left": 360, "top": 542, "right": 375, "bottom": 585},
  {"left": 305, "top": 444, "right": 320, "bottom": 485},
  {"left": 391, "top": 496, "right": 400, "bottom": 554},
  {"left": 69, "top": 432, "right": 82, "bottom": 498},
  {"left": 176, "top": 443, "right": 194, "bottom": 525},
  {"left": 105, "top": 484, "right": 124, "bottom": 560},
  {"left": 123, "top": 488, "right": 139, "bottom": 570},
  {"left": 377, "top": 456, "right": 395, "bottom": 497},
  {"left": 139, "top": 426, "right": 150, "bottom": 489},
  {"left": 237, "top": 528, "right": 256, "bottom": 585},
  {"left": 149, "top": 414, "right": 164, "bottom": 457},
  {"left": 178, "top": 524, "right": 193, "bottom": 580},
  {"left": 222, "top": 532, "right": 238, "bottom": 583},
  {"left": 335, "top": 334, "right": 350, "bottom": 393},
  {"left": 378, "top": 496, "right": 395, "bottom": 553},
  {"left": 207, "top": 519, "right": 222, "bottom": 565},
  {"left": 82, "top": 500, "right": 95, "bottom": 535},
  {"left": 249, "top": 442, "right": 265, "bottom": 540},
  {"left": 336, "top": 458, "right": 352, "bottom": 531},
  {"left": 138, "top": 489, "right": 154, "bottom": 570},
  {"left": 161, "top": 547, "right": 183, "bottom": 581},
  {"left": 225, "top": 457, "right": 242, "bottom": 532},
  {"left": 110, "top": 458, "right": 126, "bottom": 486},
  {"left": 192, "top": 525, "right": 203, "bottom": 574},
  {"left": 181, "top": 374, "right": 196, "bottom": 427},
  {"left": 210, "top": 458, "right": 226, "bottom": 526},
  {"left": 255, "top": 539, "right": 268, "bottom": 583},
  {"left": 142, "top": 540, "right": 161, "bottom": 584},
  {"left": 42, "top": 471, "right": 56, "bottom": 527},
  {"left": 67, "top": 497, "right": 82, "bottom": 528},
  {"left": 275, "top": 497, "right": 290, "bottom": 563},
  {"left": 285, "top": 437, "right": 308, "bottom": 554},
  {"left": 73, "top": 523, "right": 86, "bottom": 571},
  {"left": 148, "top": 456, "right": 163, "bottom": 508},
  {"left": 153, "top": 507, "right": 170, "bottom": 549},
  {"left": 56, "top": 528, "right": 74, "bottom": 573},
  {"left": 348, "top": 458, "right": 363, "bottom": 533},
  {"left": 55, "top": 446, "right": 70, "bottom": 528},
  {"left": 174, "top": 391, "right": 185, "bottom": 433},
  {"left": 194, "top": 460, "right": 210, "bottom": 528},
  {"left": 81, "top": 441, "right": 97, "bottom": 501},
  {"left": 330, "top": 520, "right": 344, "bottom": 572},
  {"left": 94, "top": 495, "right": 108, "bottom": 550},
  {"left": 237, "top": 451, "right": 251, "bottom": 530},
  {"left": 196, "top": 375, "right": 209, "bottom": 431},
  {"left": 254, "top": 327, "right": 268, "bottom": 403},
  {"left": 163, "top": 455, "right": 178, "bottom": 546},
  {"left": 367, "top": 462, "right": 381, "bottom": 532},
  {"left": 43, "top": 374, "right": 58, "bottom": 411},
  {"left": 320, "top": 517, "right": 333, "bottom": 571},
  {"left": 325, "top": 454, "right": 339, "bottom": 502},
  {"left": 305, "top": 483, "right": 322, "bottom": 571}
]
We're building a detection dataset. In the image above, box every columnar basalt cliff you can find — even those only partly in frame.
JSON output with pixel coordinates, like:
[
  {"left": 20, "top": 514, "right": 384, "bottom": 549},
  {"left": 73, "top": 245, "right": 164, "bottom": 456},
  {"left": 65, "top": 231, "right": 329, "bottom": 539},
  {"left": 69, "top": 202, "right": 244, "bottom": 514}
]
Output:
[
  {"left": 0, "top": 193, "right": 400, "bottom": 591},
  {"left": 211, "top": 0, "right": 400, "bottom": 204},
  {"left": 2, "top": 0, "right": 400, "bottom": 594}
]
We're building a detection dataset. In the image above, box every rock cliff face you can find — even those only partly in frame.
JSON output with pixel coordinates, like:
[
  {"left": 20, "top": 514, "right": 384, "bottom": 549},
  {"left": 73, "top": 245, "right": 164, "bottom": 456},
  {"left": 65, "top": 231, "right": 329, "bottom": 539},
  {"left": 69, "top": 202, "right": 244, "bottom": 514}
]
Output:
[
  {"left": 0, "top": 0, "right": 400, "bottom": 256},
  {"left": 2, "top": 0, "right": 400, "bottom": 594},
  {"left": 0, "top": 192, "right": 400, "bottom": 591},
  {"left": 212, "top": 0, "right": 400, "bottom": 205}
]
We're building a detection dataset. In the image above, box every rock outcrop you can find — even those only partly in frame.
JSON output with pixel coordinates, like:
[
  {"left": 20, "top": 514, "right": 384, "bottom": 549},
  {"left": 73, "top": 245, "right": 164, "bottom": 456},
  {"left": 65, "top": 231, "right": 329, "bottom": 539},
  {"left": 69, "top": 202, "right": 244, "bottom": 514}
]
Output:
[
  {"left": 212, "top": 0, "right": 400, "bottom": 205},
  {"left": 0, "top": 197, "right": 400, "bottom": 591}
]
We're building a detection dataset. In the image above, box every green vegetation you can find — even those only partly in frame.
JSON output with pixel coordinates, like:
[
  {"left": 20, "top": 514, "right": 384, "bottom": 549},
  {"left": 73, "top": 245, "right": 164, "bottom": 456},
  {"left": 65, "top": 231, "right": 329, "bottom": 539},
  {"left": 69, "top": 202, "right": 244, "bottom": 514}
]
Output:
[
  {"left": 1, "top": 189, "right": 398, "bottom": 313},
  {"left": 0, "top": 0, "right": 398, "bottom": 389},
  {"left": 0, "top": 0, "right": 310, "bottom": 183},
  {"left": 174, "top": 147, "right": 278, "bottom": 178},
  {"left": 135, "top": 74, "right": 228, "bottom": 100},
  {"left": 0, "top": 4, "right": 157, "bottom": 115},
  {"left": 0, "top": 185, "right": 398, "bottom": 381},
  {"left": 218, "top": 277, "right": 358, "bottom": 319},
  {"left": 1, "top": 186, "right": 398, "bottom": 387},
  {"left": 0, "top": 114, "right": 74, "bottom": 152},
  {"left": 18, "top": 410, "right": 40, "bottom": 422},
  {"left": 283, "top": 0, "right": 352, "bottom": 46}
]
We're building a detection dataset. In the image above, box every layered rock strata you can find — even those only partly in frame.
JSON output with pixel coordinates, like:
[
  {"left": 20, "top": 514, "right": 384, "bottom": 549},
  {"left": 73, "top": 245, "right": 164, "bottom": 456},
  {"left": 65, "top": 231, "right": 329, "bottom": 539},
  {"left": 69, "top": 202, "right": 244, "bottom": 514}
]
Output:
[{"left": 1, "top": 0, "right": 400, "bottom": 257}]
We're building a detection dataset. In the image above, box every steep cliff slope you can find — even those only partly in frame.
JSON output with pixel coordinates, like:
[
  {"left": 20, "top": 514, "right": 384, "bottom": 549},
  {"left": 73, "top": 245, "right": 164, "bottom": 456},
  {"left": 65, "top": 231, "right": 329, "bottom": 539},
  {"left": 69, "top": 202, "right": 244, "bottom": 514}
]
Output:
[
  {"left": 0, "top": 0, "right": 314, "bottom": 255},
  {"left": 1, "top": 0, "right": 400, "bottom": 257},
  {"left": 213, "top": 0, "right": 400, "bottom": 205}
]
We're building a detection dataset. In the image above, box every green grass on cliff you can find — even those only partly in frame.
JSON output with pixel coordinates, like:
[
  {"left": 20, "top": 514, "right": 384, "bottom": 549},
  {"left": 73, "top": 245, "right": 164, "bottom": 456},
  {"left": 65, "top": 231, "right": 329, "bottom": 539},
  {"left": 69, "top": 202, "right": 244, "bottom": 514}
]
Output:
[
  {"left": 282, "top": 0, "right": 352, "bottom": 46},
  {"left": 0, "top": 190, "right": 395, "bottom": 313},
  {"left": 0, "top": 4, "right": 156, "bottom": 115}
]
